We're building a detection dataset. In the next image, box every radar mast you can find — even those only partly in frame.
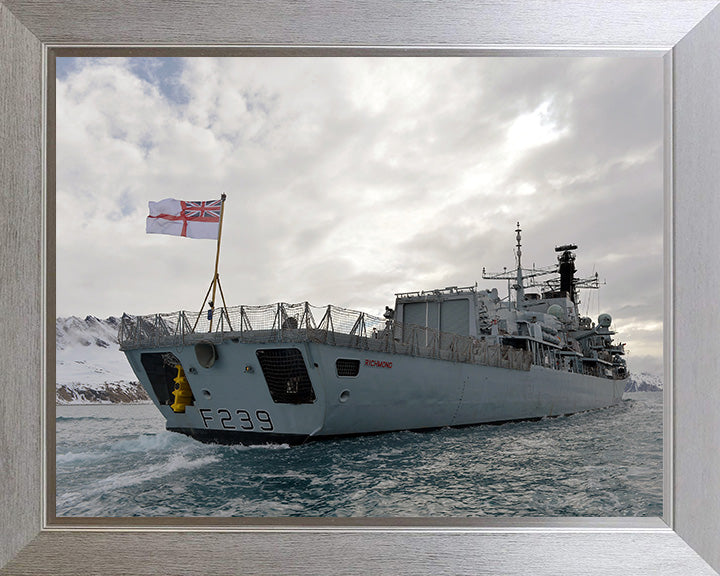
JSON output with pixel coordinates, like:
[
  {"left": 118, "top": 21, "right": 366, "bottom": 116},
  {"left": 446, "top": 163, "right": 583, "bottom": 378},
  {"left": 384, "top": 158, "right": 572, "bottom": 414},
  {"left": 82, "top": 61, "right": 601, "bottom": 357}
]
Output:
[
  {"left": 482, "top": 222, "right": 555, "bottom": 305},
  {"left": 515, "top": 222, "right": 525, "bottom": 302}
]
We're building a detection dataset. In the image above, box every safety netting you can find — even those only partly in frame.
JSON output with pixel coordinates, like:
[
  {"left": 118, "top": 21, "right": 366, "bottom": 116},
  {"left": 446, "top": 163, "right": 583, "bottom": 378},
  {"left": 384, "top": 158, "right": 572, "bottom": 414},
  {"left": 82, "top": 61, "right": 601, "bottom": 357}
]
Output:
[{"left": 118, "top": 302, "right": 531, "bottom": 371}]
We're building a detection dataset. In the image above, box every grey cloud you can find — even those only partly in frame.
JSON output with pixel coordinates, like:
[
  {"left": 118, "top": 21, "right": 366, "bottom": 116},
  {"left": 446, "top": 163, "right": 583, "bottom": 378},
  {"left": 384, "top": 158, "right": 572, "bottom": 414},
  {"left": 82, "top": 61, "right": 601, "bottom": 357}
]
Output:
[{"left": 57, "top": 56, "right": 663, "bottom": 375}]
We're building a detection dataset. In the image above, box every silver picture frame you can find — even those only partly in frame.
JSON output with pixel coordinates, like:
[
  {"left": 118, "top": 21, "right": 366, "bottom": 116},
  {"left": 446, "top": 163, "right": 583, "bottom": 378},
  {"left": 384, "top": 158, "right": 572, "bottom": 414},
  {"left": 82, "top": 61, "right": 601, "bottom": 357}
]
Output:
[{"left": 2, "top": 1, "right": 719, "bottom": 574}]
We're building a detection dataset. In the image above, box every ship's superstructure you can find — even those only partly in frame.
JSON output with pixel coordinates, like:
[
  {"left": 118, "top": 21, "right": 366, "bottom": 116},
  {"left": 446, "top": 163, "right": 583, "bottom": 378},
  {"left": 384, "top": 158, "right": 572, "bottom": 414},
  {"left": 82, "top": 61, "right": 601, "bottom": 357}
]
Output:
[{"left": 119, "top": 224, "right": 627, "bottom": 445}]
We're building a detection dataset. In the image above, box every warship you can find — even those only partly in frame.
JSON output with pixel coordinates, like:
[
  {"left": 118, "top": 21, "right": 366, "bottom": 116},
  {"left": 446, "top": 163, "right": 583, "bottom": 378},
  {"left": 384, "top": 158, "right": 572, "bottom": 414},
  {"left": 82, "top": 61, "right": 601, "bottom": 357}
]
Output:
[{"left": 119, "top": 223, "right": 627, "bottom": 445}]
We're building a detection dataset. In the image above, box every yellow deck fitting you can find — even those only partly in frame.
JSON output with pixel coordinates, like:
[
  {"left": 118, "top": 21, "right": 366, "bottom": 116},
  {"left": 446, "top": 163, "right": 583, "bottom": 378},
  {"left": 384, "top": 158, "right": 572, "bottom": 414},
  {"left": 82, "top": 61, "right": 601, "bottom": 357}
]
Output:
[{"left": 170, "top": 364, "right": 193, "bottom": 413}]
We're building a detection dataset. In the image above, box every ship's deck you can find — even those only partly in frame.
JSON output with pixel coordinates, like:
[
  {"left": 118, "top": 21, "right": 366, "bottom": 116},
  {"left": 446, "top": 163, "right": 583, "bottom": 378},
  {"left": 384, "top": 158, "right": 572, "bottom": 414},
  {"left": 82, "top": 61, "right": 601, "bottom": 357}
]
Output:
[{"left": 118, "top": 302, "right": 532, "bottom": 371}]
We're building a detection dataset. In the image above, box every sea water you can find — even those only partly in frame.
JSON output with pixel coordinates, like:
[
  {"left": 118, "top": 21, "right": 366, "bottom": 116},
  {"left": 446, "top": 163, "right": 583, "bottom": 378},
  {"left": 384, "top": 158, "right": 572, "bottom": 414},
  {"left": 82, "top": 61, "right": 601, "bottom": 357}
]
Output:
[{"left": 56, "top": 392, "right": 662, "bottom": 517}]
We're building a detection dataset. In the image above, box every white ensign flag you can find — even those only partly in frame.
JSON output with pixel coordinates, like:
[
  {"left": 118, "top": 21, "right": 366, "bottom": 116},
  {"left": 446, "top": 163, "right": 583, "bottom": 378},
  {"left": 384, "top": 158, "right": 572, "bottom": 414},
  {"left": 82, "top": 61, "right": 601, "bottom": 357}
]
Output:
[{"left": 146, "top": 198, "right": 222, "bottom": 240}]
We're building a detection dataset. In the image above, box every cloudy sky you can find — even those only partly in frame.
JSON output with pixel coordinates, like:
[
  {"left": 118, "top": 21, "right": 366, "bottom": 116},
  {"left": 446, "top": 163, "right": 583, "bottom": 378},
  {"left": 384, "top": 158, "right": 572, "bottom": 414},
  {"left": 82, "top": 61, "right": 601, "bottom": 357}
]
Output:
[{"left": 56, "top": 56, "right": 664, "bottom": 375}]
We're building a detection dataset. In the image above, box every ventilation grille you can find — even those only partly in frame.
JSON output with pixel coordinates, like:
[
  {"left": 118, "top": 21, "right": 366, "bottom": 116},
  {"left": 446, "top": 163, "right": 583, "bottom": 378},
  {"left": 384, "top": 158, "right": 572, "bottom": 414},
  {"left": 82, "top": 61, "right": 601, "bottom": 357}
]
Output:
[
  {"left": 255, "top": 348, "right": 316, "bottom": 404},
  {"left": 336, "top": 358, "right": 360, "bottom": 377}
]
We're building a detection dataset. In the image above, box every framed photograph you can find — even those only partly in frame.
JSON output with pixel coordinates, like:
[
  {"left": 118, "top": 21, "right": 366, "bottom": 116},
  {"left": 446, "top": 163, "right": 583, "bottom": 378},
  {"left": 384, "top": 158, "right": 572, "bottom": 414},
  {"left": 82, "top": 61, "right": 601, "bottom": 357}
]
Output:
[
  {"left": 51, "top": 54, "right": 664, "bottom": 521},
  {"left": 2, "top": 2, "right": 720, "bottom": 574}
]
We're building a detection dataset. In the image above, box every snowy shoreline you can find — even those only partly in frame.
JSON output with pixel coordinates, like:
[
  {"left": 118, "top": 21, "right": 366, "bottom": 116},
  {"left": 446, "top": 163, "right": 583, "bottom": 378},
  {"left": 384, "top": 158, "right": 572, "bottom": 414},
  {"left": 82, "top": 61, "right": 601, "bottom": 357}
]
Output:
[
  {"left": 56, "top": 380, "right": 151, "bottom": 405},
  {"left": 56, "top": 315, "right": 152, "bottom": 405}
]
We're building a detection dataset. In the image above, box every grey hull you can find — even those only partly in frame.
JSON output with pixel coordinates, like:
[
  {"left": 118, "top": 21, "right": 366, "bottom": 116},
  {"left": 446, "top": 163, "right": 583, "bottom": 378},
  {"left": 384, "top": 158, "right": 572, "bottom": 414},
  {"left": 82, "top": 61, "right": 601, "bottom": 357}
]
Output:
[{"left": 124, "top": 339, "right": 624, "bottom": 445}]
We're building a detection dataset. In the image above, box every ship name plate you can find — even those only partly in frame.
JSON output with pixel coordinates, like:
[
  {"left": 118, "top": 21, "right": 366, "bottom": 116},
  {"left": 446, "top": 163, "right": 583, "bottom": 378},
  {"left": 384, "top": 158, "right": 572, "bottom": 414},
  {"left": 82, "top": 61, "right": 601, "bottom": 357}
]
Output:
[{"left": 365, "top": 359, "right": 393, "bottom": 368}]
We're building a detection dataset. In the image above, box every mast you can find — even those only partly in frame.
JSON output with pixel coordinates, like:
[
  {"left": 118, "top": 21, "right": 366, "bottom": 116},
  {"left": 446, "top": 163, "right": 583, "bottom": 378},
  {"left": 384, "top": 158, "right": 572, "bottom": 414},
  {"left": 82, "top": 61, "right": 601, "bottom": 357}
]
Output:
[
  {"left": 555, "top": 244, "right": 578, "bottom": 303},
  {"left": 483, "top": 222, "right": 555, "bottom": 303},
  {"left": 192, "top": 193, "right": 229, "bottom": 333},
  {"left": 515, "top": 222, "right": 525, "bottom": 302},
  {"left": 208, "top": 193, "right": 227, "bottom": 331},
  {"left": 482, "top": 224, "right": 602, "bottom": 312}
]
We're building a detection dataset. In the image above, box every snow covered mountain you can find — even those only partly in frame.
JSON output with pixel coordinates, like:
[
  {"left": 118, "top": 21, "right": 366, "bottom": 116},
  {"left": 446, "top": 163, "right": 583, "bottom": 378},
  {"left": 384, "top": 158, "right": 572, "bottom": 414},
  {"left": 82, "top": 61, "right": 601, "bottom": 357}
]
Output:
[
  {"left": 56, "top": 315, "right": 148, "bottom": 404},
  {"left": 624, "top": 372, "right": 663, "bottom": 392}
]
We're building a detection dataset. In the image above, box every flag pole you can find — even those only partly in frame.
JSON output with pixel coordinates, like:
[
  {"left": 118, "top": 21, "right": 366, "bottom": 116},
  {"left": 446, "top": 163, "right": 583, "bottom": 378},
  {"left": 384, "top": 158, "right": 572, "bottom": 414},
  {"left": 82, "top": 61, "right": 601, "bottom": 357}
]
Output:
[{"left": 208, "top": 193, "right": 227, "bottom": 332}]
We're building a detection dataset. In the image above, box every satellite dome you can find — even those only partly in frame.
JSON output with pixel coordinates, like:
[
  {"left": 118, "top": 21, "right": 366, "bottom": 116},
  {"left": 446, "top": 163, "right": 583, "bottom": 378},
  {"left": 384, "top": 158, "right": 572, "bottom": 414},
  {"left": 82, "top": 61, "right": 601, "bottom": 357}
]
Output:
[
  {"left": 547, "top": 304, "right": 563, "bottom": 319},
  {"left": 598, "top": 313, "right": 612, "bottom": 328}
]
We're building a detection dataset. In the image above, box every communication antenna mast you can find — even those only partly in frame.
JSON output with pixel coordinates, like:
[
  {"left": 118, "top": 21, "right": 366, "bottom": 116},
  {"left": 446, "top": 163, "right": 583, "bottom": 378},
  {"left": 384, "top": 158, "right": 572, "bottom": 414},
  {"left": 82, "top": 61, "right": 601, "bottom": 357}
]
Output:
[
  {"left": 483, "top": 223, "right": 555, "bottom": 305},
  {"left": 515, "top": 222, "right": 525, "bottom": 302}
]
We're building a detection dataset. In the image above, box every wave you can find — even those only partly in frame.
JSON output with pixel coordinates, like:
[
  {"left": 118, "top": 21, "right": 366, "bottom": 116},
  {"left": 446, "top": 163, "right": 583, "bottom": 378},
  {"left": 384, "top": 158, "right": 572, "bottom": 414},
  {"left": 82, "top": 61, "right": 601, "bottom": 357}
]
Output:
[
  {"left": 110, "top": 432, "right": 182, "bottom": 453},
  {"left": 55, "top": 393, "right": 662, "bottom": 518},
  {"left": 56, "top": 451, "right": 104, "bottom": 465},
  {"left": 225, "top": 442, "right": 291, "bottom": 453},
  {"left": 86, "top": 453, "right": 221, "bottom": 495}
]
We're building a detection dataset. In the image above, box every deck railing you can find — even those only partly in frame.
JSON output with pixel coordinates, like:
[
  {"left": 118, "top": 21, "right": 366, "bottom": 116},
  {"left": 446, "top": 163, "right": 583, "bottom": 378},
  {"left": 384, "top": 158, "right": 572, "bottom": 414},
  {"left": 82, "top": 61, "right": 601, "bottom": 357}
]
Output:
[{"left": 118, "top": 302, "right": 531, "bottom": 371}]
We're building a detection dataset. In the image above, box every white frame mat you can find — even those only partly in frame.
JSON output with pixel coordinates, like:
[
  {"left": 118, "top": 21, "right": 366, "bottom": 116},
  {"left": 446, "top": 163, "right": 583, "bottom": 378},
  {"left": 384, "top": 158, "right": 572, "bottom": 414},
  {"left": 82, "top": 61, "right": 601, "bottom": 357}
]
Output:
[{"left": 1, "top": 2, "right": 719, "bottom": 574}]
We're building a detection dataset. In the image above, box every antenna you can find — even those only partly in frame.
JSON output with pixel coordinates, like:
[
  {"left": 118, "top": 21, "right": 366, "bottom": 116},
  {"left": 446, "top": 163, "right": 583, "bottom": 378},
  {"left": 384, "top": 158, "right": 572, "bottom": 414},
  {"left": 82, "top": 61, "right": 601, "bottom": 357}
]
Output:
[{"left": 515, "top": 222, "right": 525, "bottom": 302}]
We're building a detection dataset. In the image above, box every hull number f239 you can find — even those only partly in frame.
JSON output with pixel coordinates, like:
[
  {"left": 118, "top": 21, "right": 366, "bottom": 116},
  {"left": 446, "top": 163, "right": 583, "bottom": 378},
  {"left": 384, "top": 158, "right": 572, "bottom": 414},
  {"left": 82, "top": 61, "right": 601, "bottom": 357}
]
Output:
[
  {"left": 365, "top": 358, "right": 392, "bottom": 368},
  {"left": 199, "top": 408, "right": 274, "bottom": 431}
]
